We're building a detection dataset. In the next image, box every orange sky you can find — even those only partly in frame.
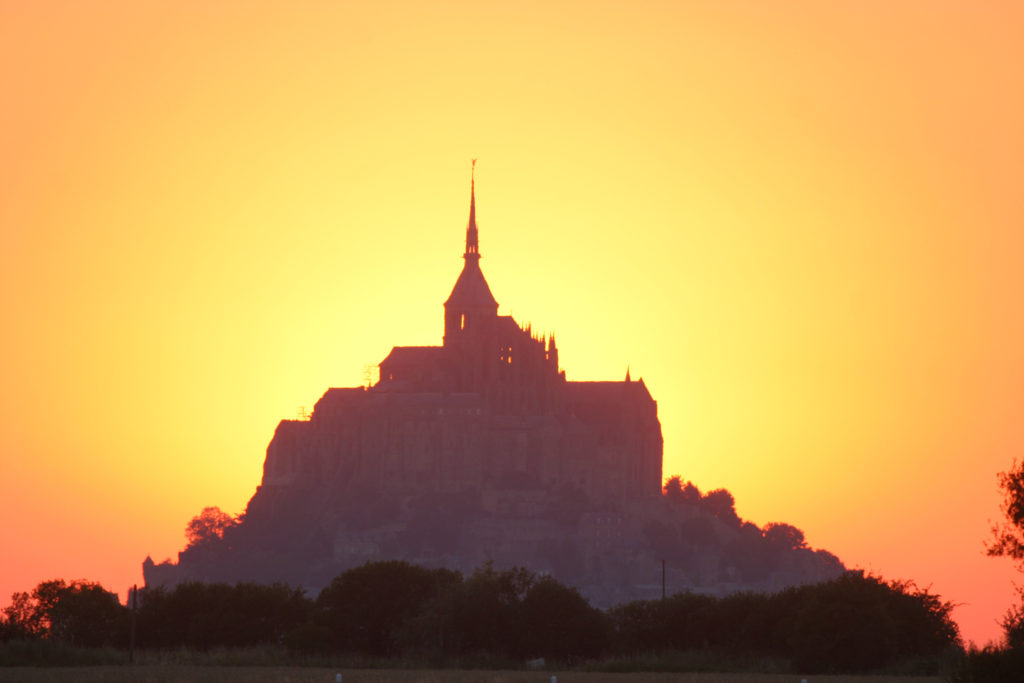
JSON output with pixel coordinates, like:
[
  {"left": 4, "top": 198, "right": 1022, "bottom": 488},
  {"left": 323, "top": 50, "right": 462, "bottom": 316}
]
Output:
[{"left": 2, "top": 1, "right": 1022, "bottom": 646}]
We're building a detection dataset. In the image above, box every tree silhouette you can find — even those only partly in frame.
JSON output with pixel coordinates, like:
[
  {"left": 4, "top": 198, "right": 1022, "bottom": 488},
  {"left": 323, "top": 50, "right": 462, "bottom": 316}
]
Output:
[
  {"left": 609, "top": 570, "right": 957, "bottom": 672},
  {"left": 315, "top": 560, "right": 459, "bottom": 656},
  {"left": 701, "top": 488, "right": 741, "bottom": 527},
  {"left": 988, "top": 458, "right": 1024, "bottom": 648},
  {"left": 989, "top": 459, "right": 1024, "bottom": 563},
  {"left": 1, "top": 591, "right": 45, "bottom": 640},
  {"left": 663, "top": 475, "right": 683, "bottom": 501},
  {"left": 787, "top": 572, "right": 958, "bottom": 673},
  {"left": 663, "top": 475, "right": 700, "bottom": 503},
  {"left": 445, "top": 563, "right": 536, "bottom": 657},
  {"left": 137, "top": 581, "right": 309, "bottom": 650},
  {"left": 1, "top": 580, "right": 126, "bottom": 646},
  {"left": 185, "top": 506, "right": 237, "bottom": 550},
  {"left": 763, "top": 522, "right": 807, "bottom": 550},
  {"left": 520, "top": 578, "right": 608, "bottom": 659}
]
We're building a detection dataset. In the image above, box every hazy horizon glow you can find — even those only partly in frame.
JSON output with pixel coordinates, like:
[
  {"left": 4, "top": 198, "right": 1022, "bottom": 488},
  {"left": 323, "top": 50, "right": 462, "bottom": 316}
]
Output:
[{"left": 2, "top": 1, "right": 1022, "bottom": 645}]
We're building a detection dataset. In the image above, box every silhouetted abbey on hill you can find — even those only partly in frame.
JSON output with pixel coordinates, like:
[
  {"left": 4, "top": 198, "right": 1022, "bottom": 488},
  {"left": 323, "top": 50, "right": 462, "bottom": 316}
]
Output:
[{"left": 145, "top": 170, "right": 843, "bottom": 602}]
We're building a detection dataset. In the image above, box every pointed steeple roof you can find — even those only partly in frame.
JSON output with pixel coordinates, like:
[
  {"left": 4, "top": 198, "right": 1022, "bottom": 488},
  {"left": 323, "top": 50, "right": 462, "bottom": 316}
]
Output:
[
  {"left": 466, "top": 160, "right": 478, "bottom": 259},
  {"left": 445, "top": 161, "right": 498, "bottom": 310}
]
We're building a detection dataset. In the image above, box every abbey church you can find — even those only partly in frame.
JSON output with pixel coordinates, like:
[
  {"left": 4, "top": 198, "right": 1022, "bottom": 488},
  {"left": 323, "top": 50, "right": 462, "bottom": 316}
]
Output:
[
  {"left": 263, "top": 170, "right": 662, "bottom": 503},
  {"left": 144, "top": 171, "right": 843, "bottom": 602}
]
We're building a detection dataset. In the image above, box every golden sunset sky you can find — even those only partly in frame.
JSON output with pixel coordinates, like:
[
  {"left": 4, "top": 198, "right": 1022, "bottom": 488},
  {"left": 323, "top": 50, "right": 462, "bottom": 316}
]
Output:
[{"left": 2, "top": 1, "right": 1022, "bottom": 645}]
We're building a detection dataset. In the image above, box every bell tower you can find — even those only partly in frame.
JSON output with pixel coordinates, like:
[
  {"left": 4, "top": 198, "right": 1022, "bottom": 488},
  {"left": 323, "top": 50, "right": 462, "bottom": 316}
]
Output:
[{"left": 444, "top": 161, "right": 498, "bottom": 345}]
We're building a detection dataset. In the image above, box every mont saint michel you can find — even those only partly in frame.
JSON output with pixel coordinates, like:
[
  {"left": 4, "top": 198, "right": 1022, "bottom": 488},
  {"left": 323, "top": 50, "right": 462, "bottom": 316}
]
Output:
[{"left": 144, "top": 171, "right": 843, "bottom": 603}]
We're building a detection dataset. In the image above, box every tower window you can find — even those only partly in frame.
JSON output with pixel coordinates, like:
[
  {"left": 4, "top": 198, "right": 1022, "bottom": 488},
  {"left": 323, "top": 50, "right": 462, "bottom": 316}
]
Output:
[{"left": 460, "top": 314, "right": 466, "bottom": 330}]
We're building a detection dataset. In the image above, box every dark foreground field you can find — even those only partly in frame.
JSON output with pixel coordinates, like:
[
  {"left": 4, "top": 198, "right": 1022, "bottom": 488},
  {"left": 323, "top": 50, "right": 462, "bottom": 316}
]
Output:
[{"left": 0, "top": 668, "right": 940, "bottom": 683}]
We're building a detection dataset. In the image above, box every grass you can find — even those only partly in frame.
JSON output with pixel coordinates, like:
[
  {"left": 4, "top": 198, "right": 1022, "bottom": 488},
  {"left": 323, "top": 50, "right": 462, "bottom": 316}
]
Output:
[
  {"left": 0, "top": 641, "right": 949, "bottom": 681},
  {"left": 0, "top": 668, "right": 944, "bottom": 683}
]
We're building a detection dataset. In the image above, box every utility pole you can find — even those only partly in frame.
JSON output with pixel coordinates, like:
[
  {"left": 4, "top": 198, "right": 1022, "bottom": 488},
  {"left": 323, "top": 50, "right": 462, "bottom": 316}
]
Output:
[
  {"left": 129, "top": 584, "right": 137, "bottom": 663},
  {"left": 661, "top": 559, "right": 666, "bottom": 600}
]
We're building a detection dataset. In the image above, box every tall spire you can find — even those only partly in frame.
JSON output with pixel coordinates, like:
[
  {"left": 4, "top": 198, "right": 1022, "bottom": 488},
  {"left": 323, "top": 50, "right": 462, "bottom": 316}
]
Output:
[
  {"left": 465, "top": 159, "right": 479, "bottom": 261},
  {"left": 445, "top": 160, "right": 498, "bottom": 343}
]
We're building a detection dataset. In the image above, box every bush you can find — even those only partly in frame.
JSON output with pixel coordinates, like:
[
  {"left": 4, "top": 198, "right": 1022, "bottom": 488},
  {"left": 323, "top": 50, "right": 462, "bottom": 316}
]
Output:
[
  {"left": 957, "top": 645, "right": 1024, "bottom": 683},
  {"left": 137, "top": 581, "right": 310, "bottom": 649},
  {"left": 315, "top": 561, "right": 460, "bottom": 656}
]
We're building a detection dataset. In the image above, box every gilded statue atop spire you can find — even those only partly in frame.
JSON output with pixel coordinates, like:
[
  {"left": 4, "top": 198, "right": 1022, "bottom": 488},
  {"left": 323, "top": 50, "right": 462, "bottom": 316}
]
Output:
[{"left": 466, "top": 159, "right": 479, "bottom": 259}]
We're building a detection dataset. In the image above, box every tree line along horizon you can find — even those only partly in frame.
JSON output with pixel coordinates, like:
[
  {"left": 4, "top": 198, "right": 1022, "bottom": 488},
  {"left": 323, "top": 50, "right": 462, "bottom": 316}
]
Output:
[
  {"left": 4, "top": 466, "right": 1024, "bottom": 679},
  {"left": 1, "top": 561, "right": 957, "bottom": 675}
]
